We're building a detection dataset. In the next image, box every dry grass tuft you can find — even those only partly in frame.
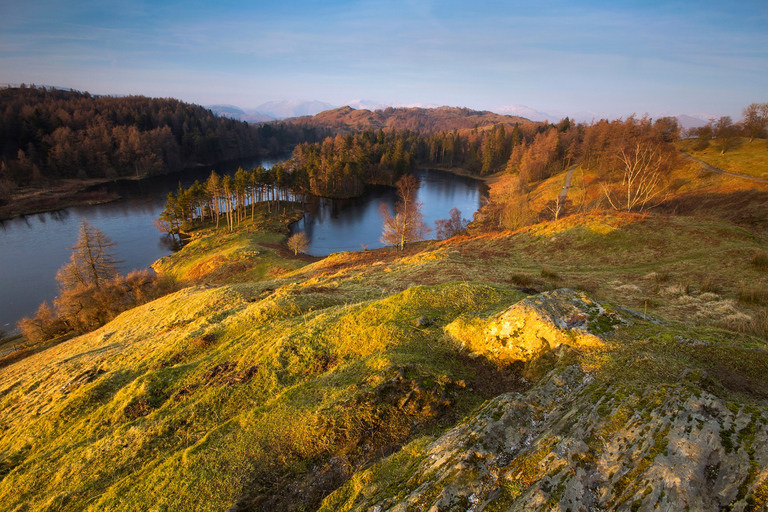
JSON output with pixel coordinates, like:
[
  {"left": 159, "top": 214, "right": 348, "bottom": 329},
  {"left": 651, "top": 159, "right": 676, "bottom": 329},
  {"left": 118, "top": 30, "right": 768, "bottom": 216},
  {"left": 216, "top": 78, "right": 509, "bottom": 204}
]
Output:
[
  {"left": 540, "top": 267, "right": 560, "bottom": 281},
  {"left": 700, "top": 276, "right": 721, "bottom": 294},
  {"left": 752, "top": 251, "right": 768, "bottom": 272},
  {"left": 739, "top": 282, "right": 768, "bottom": 305}
]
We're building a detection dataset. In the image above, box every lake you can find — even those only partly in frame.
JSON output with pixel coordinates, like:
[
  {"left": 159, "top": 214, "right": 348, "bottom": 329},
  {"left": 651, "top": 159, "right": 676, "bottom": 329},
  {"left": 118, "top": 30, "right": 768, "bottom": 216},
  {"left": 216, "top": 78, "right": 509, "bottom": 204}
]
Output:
[
  {"left": 291, "top": 169, "right": 487, "bottom": 256},
  {"left": 0, "top": 165, "right": 486, "bottom": 333}
]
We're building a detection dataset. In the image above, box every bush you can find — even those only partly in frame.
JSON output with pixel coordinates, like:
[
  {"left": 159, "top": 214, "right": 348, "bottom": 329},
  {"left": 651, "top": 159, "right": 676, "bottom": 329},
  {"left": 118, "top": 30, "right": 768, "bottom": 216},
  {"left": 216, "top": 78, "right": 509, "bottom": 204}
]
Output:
[{"left": 17, "top": 302, "right": 68, "bottom": 344}]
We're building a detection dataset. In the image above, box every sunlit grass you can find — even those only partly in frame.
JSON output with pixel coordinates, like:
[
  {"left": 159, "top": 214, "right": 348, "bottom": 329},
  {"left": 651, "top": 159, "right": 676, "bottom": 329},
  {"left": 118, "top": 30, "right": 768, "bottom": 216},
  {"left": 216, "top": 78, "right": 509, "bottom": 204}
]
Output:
[
  {"left": 1, "top": 203, "right": 768, "bottom": 510},
  {"left": 678, "top": 137, "right": 768, "bottom": 179}
]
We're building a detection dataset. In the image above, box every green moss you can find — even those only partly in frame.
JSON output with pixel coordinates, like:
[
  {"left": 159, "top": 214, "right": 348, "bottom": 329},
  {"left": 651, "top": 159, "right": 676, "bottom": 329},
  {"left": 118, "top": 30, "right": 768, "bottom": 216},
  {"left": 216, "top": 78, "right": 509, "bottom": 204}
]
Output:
[{"left": 721, "top": 427, "right": 735, "bottom": 454}]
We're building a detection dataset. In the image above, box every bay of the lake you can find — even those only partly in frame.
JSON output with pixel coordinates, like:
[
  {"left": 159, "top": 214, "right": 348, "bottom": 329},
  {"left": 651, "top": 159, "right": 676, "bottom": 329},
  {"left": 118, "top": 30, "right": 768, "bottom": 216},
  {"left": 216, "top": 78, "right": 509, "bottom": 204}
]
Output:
[{"left": 0, "top": 166, "right": 486, "bottom": 333}]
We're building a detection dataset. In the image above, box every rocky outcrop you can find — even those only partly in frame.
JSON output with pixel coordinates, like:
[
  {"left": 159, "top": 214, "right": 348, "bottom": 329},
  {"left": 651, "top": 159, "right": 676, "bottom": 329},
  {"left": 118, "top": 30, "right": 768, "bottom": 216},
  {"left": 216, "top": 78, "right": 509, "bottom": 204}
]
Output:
[
  {"left": 320, "top": 290, "right": 768, "bottom": 511},
  {"left": 328, "top": 365, "right": 768, "bottom": 511},
  {"left": 445, "top": 288, "right": 628, "bottom": 362}
]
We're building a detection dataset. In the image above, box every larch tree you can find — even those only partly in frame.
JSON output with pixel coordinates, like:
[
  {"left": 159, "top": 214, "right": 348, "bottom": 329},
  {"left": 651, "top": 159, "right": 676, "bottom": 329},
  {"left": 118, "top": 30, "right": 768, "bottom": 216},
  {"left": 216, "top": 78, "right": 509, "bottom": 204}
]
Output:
[
  {"left": 52, "top": 219, "right": 123, "bottom": 333},
  {"left": 56, "top": 219, "right": 121, "bottom": 291},
  {"left": 379, "top": 175, "right": 430, "bottom": 250}
]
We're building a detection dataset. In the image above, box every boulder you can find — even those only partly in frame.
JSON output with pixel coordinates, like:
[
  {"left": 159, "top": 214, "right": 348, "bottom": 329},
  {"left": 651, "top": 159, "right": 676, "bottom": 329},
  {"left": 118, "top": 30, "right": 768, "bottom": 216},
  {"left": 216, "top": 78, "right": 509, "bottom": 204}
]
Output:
[{"left": 445, "top": 288, "right": 628, "bottom": 362}]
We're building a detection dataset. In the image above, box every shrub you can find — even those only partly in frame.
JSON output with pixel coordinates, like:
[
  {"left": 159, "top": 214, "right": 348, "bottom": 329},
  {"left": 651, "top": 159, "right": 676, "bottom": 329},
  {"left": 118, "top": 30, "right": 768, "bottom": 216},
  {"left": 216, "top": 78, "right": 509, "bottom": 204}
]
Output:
[
  {"left": 18, "top": 271, "right": 178, "bottom": 343},
  {"left": 17, "top": 302, "right": 69, "bottom": 344}
]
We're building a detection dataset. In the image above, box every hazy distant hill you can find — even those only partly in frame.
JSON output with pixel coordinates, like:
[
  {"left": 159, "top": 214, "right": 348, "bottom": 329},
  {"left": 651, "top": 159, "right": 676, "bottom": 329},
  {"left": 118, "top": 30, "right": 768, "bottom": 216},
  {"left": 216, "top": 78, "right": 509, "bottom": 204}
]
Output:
[
  {"left": 254, "top": 100, "right": 337, "bottom": 120},
  {"left": 285, "top": 105, "right": 532, "bottom": 134},
  {"left": 207, "top": 104, "right": 275, "bottom": 123},
  {"left": 343, "top": 99, "right": 440, "bottom": 111},
  {"left": 493, "top": 104, "right": 557, "bottom": 122},
  {"left": 677, "top": 114, "right": 709, "bottom": 131}
]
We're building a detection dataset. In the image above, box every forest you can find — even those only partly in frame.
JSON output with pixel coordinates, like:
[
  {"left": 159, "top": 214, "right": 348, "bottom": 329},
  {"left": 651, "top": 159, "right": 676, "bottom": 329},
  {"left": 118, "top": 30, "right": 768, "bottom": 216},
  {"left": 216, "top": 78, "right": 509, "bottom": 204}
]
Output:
[{"left": 0, "top": 85, "right": 324, "bottom": 204}]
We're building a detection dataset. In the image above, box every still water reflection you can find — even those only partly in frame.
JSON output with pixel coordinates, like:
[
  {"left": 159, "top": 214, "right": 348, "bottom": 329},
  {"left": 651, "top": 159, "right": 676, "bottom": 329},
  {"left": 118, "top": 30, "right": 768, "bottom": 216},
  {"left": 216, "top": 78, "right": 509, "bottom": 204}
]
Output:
[
  {"left": 0, "top": 156, "right": 283, "bottom": 332},
  {"left": 291, "top": 169, "right": 487, "bottom": 256},
  {"left": 0, "top": 166, "right": 486, "bottom": 332}
]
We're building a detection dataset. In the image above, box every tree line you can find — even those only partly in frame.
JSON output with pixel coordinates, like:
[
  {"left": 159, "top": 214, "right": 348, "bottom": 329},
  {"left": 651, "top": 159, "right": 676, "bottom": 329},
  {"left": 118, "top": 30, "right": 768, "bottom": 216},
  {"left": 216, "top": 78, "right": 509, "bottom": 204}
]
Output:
[
  {"left": 687, "top": 102, "right": 768, "bottom": 153},
  {"left": 0, "top": 85, "right": 324, "bottom": 204}
]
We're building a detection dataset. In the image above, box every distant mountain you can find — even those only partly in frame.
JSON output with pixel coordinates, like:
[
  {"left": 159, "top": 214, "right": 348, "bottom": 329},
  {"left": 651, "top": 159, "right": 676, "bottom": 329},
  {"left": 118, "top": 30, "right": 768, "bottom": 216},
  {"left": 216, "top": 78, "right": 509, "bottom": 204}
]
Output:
[
  {"left": 344, "top": 99, "right": 390, "bottom": 111},
  {"left": 207, "top": 105, "right": 274, "bottom": 123},
  {"left": 493, "top": 104, "right": 558, "bottom": 123},
  {"left": 676, "top": 114, "right": 709, "bottom": 131},
  {"left": 344, "top": 99, "right": 440, "bottom": 111},
  {"left": 284, "top": 105, "right": 532, "bottom": 135},
  {"left": 254, "top": 100, "right": 337, "bottom": 120}
]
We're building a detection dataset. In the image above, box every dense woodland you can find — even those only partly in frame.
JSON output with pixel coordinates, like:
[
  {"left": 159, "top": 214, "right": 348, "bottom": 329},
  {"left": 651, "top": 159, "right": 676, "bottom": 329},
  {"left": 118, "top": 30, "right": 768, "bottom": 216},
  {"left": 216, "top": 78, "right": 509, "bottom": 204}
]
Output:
[{"left": 0, "top": 85, "right": 323, "bottom": 204}]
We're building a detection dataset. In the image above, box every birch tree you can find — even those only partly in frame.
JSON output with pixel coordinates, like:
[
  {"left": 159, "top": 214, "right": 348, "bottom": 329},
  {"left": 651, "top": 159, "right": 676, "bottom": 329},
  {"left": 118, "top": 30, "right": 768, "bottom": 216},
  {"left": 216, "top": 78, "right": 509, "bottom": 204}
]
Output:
[
  {"left": 379, "top": 175, "right": 430, "bottom": 250},
  {"left": 602, "top": 142, "right": 669, "bottom": 212}
]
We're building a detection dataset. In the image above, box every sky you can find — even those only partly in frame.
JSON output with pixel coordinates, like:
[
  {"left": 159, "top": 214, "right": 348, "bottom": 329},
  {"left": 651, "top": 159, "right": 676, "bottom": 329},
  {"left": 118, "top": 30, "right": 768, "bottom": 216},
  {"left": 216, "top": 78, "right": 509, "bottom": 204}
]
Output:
[{"left": 1, "top": 0, "right": 767, "bottom": 120}]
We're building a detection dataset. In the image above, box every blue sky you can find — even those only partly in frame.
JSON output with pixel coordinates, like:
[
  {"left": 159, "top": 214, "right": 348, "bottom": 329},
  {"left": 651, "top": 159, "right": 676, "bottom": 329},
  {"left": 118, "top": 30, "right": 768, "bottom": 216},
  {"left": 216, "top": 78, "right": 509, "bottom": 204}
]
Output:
[{"left": 1, "top": 0, "right": 766, "bottom": 119}]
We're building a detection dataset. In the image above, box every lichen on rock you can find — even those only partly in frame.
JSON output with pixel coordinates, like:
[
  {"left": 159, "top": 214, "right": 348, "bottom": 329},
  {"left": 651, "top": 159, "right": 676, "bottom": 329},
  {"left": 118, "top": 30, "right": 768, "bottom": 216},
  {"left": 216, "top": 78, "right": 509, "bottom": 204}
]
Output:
[{"left": 445, "top": 288, "right": 628, "bottom": 363}]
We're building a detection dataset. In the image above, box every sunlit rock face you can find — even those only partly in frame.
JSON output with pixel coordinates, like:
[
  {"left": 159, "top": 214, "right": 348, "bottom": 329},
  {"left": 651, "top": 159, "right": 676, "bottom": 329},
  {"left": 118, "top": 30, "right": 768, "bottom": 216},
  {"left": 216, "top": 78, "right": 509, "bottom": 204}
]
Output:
[{"left": 445, "top": 288, "right": 627, "bottom": 362}]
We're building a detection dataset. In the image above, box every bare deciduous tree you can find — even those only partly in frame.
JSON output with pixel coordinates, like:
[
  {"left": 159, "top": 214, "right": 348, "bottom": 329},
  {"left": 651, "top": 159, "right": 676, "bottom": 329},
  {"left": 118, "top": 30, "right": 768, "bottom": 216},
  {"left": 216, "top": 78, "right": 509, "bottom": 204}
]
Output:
[
  {"left": 742, "top": 102, "right": 768, "bottom": 142},
  {"left": 380, "top": 175, "right": 430, "bottom": 250},
  {"left": 435, "top": 207, "right": 469, "bottom": 240},
  {"left": 602, "top": 142, "right": 670, "bottom": 212}
]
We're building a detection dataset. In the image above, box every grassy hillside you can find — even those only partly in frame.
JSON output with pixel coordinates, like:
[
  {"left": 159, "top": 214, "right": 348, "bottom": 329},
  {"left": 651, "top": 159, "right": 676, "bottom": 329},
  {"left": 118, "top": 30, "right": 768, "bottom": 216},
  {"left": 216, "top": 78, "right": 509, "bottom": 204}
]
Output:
[
  {"left": 1, "top": 144, "right": 767, "bottom": 510},
  {"left": 1, "top": 205, "right": 767, "bottom": 510},
  {"left": 679, "top": 138, "right": 768, "bottom": 179}
]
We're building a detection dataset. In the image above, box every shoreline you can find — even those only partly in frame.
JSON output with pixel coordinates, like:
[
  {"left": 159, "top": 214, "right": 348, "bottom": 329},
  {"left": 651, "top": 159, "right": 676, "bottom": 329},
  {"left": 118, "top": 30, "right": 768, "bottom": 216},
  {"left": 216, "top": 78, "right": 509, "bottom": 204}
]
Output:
[
  {"left": 418, "top": 165, "right": 504, "bottom": 185},
  {"left": 0, "top": 151, "right": 292, "bottom": 222},
  {"left": 0, "top": 181, "right": 124, "bottom": 221}
]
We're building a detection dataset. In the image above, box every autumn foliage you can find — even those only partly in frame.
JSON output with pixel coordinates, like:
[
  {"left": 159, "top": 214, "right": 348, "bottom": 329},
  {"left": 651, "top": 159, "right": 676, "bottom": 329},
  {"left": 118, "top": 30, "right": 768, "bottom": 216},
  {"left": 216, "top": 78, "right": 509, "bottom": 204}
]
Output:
[{"left": 18, "top": 220, "right": 175, "bottom": 342}]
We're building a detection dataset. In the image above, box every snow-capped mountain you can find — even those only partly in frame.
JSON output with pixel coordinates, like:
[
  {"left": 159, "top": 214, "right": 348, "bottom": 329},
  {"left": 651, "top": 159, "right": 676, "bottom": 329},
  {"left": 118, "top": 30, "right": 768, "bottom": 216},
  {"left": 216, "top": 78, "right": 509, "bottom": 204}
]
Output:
[
  {"left": 253, "top": 100, "right": 337, "bottom": 119},
  {"left": 343, "top": 99, "right": 439, "bottom": 111},
  {"left": 493, "top": 104, "right": 560, "bottom": 122},
  {"left": 207, "top": 105, "right": 274, "bottom": 123}
]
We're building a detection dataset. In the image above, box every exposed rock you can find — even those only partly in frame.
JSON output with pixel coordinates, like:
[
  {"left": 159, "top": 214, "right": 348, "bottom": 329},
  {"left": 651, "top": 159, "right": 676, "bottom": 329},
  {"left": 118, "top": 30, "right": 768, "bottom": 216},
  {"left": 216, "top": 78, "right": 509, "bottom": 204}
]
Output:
[
  {"left": 445, "top": 288, "right": 628, "bottom": 362},
  {"left": 334, "top": 365, "right": 768, "bottom": 511}
]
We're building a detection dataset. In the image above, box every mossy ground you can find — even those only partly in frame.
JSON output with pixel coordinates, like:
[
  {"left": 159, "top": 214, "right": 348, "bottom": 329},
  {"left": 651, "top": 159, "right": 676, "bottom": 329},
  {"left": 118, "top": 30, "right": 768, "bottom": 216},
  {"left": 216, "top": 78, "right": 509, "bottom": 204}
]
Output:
[{"left": 1, "top": 152, "right": 767, "bottom": 510}]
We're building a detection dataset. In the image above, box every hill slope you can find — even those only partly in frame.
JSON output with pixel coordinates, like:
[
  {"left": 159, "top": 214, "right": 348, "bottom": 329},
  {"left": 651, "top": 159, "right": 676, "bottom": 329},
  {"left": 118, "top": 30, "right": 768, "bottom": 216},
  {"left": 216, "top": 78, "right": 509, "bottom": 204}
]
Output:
[
  {"left": 1, "top": 208, "right": 767, "bottom": 511},
  {"left": 285, "top": 105, "right": 532, "bottom": 135}
]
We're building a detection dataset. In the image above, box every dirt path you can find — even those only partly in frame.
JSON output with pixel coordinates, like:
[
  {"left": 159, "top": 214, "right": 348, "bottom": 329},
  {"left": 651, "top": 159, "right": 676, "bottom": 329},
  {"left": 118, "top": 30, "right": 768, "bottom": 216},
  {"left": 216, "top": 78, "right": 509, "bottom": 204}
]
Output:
[
  {"left": 557, "top": 165, "right": 577, "bottom": 205},
  {"left": 681, "top": 152, "right": 768, "bottom": 184}
]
